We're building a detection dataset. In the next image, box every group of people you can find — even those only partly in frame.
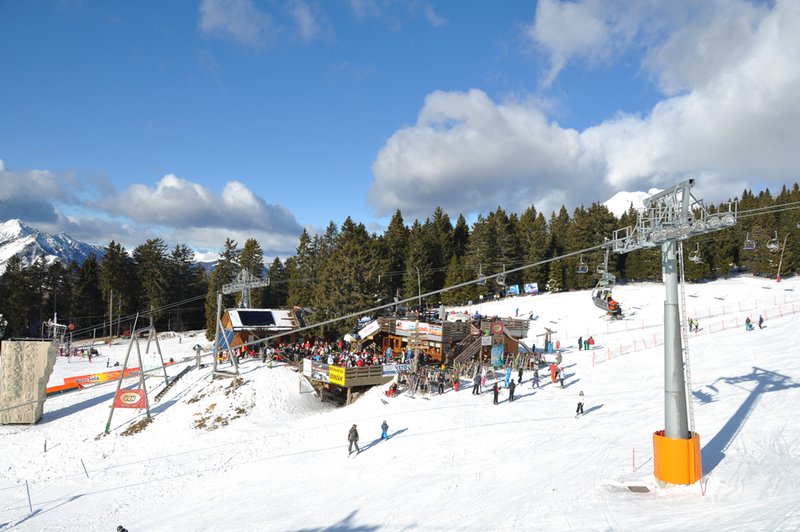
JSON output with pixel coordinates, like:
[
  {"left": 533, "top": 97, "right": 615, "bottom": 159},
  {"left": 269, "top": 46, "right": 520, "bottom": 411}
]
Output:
[
  {"left": 347, "top": 420, "right": 391, "bottom": 455},
  {"left": 745, "top": 315, "right": 765, "bottom": 331},
  {"left": 577, "top": 336, "right": 595, "bottom": 351}
]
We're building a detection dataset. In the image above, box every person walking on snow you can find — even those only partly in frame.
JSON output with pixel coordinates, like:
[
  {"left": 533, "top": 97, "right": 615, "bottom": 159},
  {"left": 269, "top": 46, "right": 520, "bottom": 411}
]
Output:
[
  {"left": 508, "top": 379, "right": 516, "bottom": 402},
  {"left": 472, "top": 373, "right": 481, "bottom": 395},
  {"left": 533, "top": 369, "right": 540, "bottom": 389},
  {"left": 492, "top": 382, "right": 500, "bottom": 405},
  {"left": 576, "top": 391, "right": 584, "bottom": 416},
  {"left": 518, "top": 367, "right": 524, "bottom": 385},
  {"left": 437, "top": 372, "right": 445, "bottom": 394},
  {"left": 578, "top": 336, "right": 583, "bottom": 351},
  {"left": 759, "top": 315, "right": 764, "bottom": 329},
  {"left": 381, "top": 420, "right": 389, "bottom": 440},
  {"left": 348, "top": 424, "right": 360, "bottom": 455}
]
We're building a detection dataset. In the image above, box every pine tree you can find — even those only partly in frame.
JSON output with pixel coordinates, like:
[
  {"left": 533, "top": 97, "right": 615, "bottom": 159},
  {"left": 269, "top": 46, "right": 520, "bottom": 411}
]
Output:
[
  {"left": 239, "top": 238, "right": 266, "bottom": 307},
  {"left": 133, "top": 238, "right": 170, "bottom": 326},
  {"left": 403, "top": 220, "right": 435, "bottom": 309},
  {"left": 204, "top": 239, "right": 240, "bottom": 340},
  {"left": 99, "top": 241, "right": 136, "bottom": 335},
  {"left": 381, "top": 210, "right": 409, "bottom": 305},
  {"left": 71, "top": 254, "right": 105, "bottom": 332},
  {"left": 265, "top": 257, "right": 288, "bottom": 308},
  {"left": 287, "top": 229, "right": 317, "bottom": 307}
]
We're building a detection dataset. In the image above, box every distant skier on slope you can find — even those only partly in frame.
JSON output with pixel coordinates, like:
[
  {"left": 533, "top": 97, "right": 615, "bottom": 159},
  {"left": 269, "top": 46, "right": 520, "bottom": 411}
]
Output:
[
  {"left": 381, "top": 420, "right": 389, "bottom": 440},
  {"left": 532, "top": 368, "right": 540, "bottom": 389},
  {"left": 576, "top": 391, "right": 584, "bottom": 416},
  {"left": 492, "top": 382, "right": 500, "bottom": 405},
  {"left": 508, "top": 379, "right": 516, "bottom": 402},
  {"left": 348, "top": 424, "right": 360, "bottom": 455}
]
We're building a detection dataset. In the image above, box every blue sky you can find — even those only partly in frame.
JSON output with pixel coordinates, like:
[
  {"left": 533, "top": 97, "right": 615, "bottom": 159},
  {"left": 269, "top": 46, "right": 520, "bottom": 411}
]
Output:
[{"left": 1, "top": 0, "right": 798, "bottom": 259}]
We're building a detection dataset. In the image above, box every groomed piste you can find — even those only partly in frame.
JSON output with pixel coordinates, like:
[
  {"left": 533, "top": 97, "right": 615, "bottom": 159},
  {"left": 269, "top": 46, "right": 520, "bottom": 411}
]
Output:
[{"left": 1, "top": 275, "right": 799, "bottom": 531}]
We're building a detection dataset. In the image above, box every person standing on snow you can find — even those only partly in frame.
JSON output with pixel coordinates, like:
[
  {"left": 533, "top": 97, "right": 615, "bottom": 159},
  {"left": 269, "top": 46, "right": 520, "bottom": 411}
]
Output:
[
  {"left": 533, "top": 368, "right": 540, "bottom": 388},
  {"left": 348, "top": 424, "right": 360, "bottom": 455},
  {"left": 508, "top": 379, "right": 516, "bottom": 402},
  {"left": 437, "top": 371, "right": 445, "bottom": 394},
  {"left": 492, "top": 382, "right": 500, "bottom": 405},
  {"left": 517, "top": 366, "right": 524, "bottom": 385},
  {"left": 381, "top": 420, "right": 389, "bottom": 440},
  {"left": 578, "top": 336, "right": 583, "bottom": 351},
  {"left": 759, "top": 315, "right": 764, "bottom": 329},
  {"left": 576, "top": 391, "right": 584, "bottom": 416}
]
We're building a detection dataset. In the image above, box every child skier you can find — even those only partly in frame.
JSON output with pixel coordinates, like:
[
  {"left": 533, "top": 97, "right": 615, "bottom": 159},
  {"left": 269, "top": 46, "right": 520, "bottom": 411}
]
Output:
[
  {"left": 381, "top": 420, "right": 389, "bottom": 440},
  {"left": 576, "top": 391, "right": 584, "bottom": 416},
  {"left": 532, "top": 369, "right": 540, "bottom": 389}
]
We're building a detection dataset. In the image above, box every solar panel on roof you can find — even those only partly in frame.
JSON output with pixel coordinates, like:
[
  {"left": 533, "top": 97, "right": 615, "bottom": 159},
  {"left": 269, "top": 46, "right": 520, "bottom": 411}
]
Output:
[{"left": 237, "top": 310, "right": 276, "bottom": 327}]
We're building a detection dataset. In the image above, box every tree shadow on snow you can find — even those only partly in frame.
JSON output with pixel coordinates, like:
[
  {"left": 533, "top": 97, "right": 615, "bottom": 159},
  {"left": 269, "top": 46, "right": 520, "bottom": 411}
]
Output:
[
  {"left": 702, "top": 366, "right": 800, "bottom": 475},
  {"left": 292, "top": 509, "right": 384, "bottom": 532}
]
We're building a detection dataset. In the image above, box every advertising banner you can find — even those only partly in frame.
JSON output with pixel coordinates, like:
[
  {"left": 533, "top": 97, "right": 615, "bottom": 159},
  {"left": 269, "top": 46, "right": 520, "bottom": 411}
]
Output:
[
  {"left": 491, "top": 344, "right": 504, "bottom": 367},
  {"left": 113, "top": 389, "right": 146, "bottom": 409},
  {"left": 328, "top": 365, "right": 346, "bottom": 386},
  {"left": 64, "top": 367, "right": 140, "bottom": 386},
  {"left": 302, "top": 358, "right": 312, "bottom": 377},
  {"left": 396, "top": 321, "right": 442, "bottom": 336},
  {"left": 310, "top": 361, "right": 329, "bottom": 383},
  {"left": 523, "top": 282, "right": 539, "bottom": 294},
  {"left": 357, "top": 319, "right": 381, "bottom": 339},
  {"left": 506, "top": 284, "right": 520, "bottom": 296},
  {"left": 383, "top": 363, "right": 412, "bottom": 376}
]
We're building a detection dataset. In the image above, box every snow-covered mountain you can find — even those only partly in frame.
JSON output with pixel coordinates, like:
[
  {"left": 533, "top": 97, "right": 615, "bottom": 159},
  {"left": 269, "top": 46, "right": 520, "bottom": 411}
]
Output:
[
  {"left": 0, "top": 219, "right": 105, "bottom": 274},
  {"left": 604, "top": 188, "right": 661, "bottom": 217}
]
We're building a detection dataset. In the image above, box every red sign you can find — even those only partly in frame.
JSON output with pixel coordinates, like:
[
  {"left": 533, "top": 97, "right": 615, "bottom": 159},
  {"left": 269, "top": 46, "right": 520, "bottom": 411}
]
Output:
[{"left": 113, "top": 389, "right": 146, "bottom": 408}]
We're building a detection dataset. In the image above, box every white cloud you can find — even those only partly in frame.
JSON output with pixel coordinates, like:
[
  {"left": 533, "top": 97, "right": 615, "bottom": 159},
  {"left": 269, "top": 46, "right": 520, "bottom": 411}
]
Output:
[
  {"left": 198, "top": 0, "right": 271, "bottom": 47},
  {"left": 369, "top": 0, "right": 800, "bottom": 221},
  {"left": 291, "top": 1, "right": 321, "bottom": 43},
  {"left": 347, "top": 0, "right": 446, "bottom": 28},
  {"left": 98, "top": 174, "right": 302, "bottom": 237},
  {"left": 0, "top": 163, "right": 303, "bottom": 256}
]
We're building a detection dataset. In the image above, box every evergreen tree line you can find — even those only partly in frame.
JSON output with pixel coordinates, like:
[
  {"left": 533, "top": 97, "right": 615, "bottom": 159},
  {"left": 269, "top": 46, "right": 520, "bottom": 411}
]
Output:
[{"left": 1, "top": 185, "right": 798, "bottom": 341}]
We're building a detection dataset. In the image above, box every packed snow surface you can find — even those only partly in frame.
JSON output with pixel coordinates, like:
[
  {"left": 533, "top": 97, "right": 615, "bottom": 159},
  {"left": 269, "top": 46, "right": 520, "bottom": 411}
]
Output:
[{"left": 1, "top": 275, "right": 800, "bottom": 531}]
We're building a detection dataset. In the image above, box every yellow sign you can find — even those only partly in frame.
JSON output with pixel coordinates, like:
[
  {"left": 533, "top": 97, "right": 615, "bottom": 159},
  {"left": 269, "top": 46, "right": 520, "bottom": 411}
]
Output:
[{"left": 329, "top": 365, "right": 346, "bottom": 386}]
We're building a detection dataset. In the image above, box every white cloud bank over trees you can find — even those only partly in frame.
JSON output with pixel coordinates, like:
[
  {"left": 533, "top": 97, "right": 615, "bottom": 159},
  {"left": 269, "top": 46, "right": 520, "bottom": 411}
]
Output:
[{"left": 369, "top": 0, "right": 800, "bottom": 220}]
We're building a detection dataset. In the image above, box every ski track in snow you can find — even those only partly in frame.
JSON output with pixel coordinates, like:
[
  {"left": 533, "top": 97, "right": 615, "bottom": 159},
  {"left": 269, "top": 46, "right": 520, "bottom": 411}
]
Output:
[{"left": 0, "top": 276, "right": 799, "bottom": 530}]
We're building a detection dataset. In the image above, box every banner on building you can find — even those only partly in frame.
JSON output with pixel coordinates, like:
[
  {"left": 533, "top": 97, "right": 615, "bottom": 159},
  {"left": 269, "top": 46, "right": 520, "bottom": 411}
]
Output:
[
  {"left": 328, "top": 365, "right": 346, "bottom": 386},
  {"left": 491, "top": 344, "right": 504, "bottom": 367},
  {"left": 113, "top": 389, "right": 146, "bottom": 409},
  {"left": 523, "top": 283, "right": 539, "bottom": 294}
]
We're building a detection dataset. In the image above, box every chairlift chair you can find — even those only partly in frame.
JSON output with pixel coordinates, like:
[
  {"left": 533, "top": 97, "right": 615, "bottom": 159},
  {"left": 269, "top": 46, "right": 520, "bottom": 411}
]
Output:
[
  {"left": 477, "top": 264, "right": 486, "bottom": 286},
  {"left": 688, "top": 243, "right": 703, "bottom": 264},
  {"left": 577, "top": 255, "right": 589, "bottom": 274},
  {"left": 743, "top": 232, "right": 755, "bottom": 251},
  {"left": 766, "top": 231, "right": 780, "bottom": 252},
  {"left": 591, "top": 249, "right": 615, "bottom": 312},
  {"left": 496, "top": 264, "right": 507, "bottom": 287}
]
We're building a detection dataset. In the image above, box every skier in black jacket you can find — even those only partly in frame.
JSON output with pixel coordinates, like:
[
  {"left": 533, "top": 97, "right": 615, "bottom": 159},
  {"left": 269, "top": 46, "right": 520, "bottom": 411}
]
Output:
[
  {"left": 348, "top": 424, "right": 360, "bottom": 455},
  {"left": 492, "top": 382, "right": 500, "bottom": 405},
  {"left": 508, "top": 379, "right": 516, "bottom": 402}
]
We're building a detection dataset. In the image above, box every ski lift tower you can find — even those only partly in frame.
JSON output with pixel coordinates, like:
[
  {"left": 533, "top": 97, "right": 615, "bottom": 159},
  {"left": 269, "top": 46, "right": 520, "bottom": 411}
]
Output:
[
  {"left": 610, "top": 179, "right": 737, "bottom": 485},
  {"left": 212, "top": 269, "right": 270, "bottom": 378}
]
